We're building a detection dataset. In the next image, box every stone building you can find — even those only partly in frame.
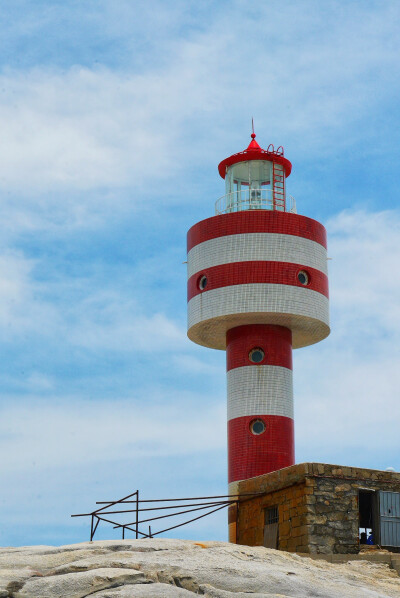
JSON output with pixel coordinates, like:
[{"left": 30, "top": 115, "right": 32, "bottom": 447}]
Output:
[{"left": 229, "top": 462, "right": 400, "bottom": 554}]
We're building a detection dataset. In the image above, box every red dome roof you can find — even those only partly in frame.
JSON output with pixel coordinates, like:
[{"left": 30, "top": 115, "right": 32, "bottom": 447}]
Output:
[{"left": 218, "top": 133, "right": 292, "bottom": 179}]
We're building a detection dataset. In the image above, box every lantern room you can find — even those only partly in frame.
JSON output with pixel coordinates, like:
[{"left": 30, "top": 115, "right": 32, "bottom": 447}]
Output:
[{"left": 216, "top": 133, "right": 295, "bottom": 215}]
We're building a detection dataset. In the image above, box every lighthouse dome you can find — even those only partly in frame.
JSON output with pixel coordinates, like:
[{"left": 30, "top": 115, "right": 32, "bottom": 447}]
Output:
[{"left": 218, "top": 133, "right": 292, "bottom": 179}]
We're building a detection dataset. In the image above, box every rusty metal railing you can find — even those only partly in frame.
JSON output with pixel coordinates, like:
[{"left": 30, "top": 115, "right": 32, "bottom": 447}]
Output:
[{"left": 72, "top": 490, "right": 260, "bottom": 541}]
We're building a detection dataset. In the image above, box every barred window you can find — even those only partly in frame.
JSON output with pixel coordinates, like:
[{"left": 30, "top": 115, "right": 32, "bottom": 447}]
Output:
[{"left": 264, "top": 506, "right": 279, "bottom": 525}]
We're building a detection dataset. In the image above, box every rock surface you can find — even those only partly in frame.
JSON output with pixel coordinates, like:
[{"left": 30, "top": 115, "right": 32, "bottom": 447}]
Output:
[{"left": 0, "top": 538, "right": 399, "bottom": 597}]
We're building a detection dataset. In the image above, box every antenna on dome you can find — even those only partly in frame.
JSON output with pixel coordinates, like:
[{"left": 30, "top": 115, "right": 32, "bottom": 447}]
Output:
[{"left": 251, "top": 117, "right": 256, "bottom": 139}]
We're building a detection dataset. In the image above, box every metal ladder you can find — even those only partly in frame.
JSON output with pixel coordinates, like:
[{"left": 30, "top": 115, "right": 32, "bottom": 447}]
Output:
[{"left": 272, "top": 162, "right": 285, "bottom": 211}]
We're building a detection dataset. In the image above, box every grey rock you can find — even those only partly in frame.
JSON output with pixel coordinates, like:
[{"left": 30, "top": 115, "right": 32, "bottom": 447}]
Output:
[
  {"left": 16, "top": 568, "right": 147, "bottom": 598},
  {"left": 0, "top": 567, "right": 42, "bottom": 597},
  {"left": 92, "top": 582, "right": 196, "bottom": 596},
  {"left": 0, "top": 539, "right": 395, "bottom": 598}
]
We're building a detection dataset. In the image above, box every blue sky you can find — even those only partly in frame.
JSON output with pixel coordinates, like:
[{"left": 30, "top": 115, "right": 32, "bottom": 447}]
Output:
[{"left": 0, "top": 0, "right": 400, "bottom": 546}]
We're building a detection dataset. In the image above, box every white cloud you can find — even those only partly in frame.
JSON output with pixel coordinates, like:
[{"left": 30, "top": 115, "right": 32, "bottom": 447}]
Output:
[
  {"left": 171, "top": 354, "right": 223, "bottom": 377},
  {"left": 0, "top": 251, "right": 60, "bottom": 334},
  {"left": 295, "top": 350, "right": 400, "bottom": 457},
  {"left": 0, "top": 394, "right": 226, "bottom": 473},
  {"left": 295, "top": 209, "right": 400, "bottom": 466},
  {"left": 72, "top": 310, "right": 186, "bottom": 352},
  {"left": 0, "top": 2, "right": 398, "bottom": 233},
  {"left": 0, "top": 253, "right": 31, "bottom": 316},
  {"left": 328, "top": 209, "right": 400, "bottom": 336},
  {"left": 0, "top": 248, "right": 186, "bottom": 353},
  {"left": 25, "top": 372, "right": 54, "bottom": 391}
]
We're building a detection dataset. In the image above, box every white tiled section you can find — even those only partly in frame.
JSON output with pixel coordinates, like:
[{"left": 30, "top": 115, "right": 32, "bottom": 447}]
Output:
[
  {"left": 187, "top": 233, "right": 328, "bottom": 278},
  {"left": 227, "top": 365, "right": 293, "bottom": 420},
  {"left": 187, "top": 283, "right": 330, "bottom": 349},
  {"left": 188, "top": 283, "right": 329, "bottom": 327}
]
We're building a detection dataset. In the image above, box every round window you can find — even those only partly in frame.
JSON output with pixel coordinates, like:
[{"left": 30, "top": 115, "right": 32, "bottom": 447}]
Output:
[
  {"left": 298, "top": 270, "right": 309, "bottom": 286},
  {"left": 249, "top": 347, "right": 265, "bottom": 364},
  {"left": 198, "top": 275, "right": 207, "bottom": 290},
  {"left": 250, "top": 419, "right": 266, "bottom": 435}
]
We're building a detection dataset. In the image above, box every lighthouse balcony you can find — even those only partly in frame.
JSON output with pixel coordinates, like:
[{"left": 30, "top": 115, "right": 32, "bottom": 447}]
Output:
[{"left": 215, "top": 189, "right": 297, "bottom": 215}]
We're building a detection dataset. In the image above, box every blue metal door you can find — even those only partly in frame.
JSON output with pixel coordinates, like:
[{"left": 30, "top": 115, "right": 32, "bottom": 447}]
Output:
[{"left": 379, "top": 491, "right": 400, "bottom": 547}]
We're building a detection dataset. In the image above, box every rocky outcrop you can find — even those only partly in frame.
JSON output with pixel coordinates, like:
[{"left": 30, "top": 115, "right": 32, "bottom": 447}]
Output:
[{"left": 0, "top": 538, "right": 399, "bottom": 597}]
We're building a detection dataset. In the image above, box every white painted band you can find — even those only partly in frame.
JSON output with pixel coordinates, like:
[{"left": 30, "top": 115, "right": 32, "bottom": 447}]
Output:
[
  {"left": 187, "top": 232, "right": 328, "bottom": 278},
  {"left": 187, "top": 283, "right": 330, "bottom": 349},
  {"left": 227, "top": 365, "right": 293, "bottom": 420}
]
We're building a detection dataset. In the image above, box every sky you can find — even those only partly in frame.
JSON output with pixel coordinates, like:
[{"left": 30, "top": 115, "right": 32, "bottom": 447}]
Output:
[{"left": 0, "top": 0, "right": 399, "bottom": 547}]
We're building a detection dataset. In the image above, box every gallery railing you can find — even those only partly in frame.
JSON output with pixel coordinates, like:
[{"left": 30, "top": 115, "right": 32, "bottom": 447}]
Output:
[{"left": 215, "top": 190, "right": 296, "bottom": 215}]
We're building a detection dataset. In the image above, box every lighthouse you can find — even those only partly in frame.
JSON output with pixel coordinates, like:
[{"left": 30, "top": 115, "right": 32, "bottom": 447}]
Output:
[{"left": 186, "top": 131, "right": 330, "bottom": 531}]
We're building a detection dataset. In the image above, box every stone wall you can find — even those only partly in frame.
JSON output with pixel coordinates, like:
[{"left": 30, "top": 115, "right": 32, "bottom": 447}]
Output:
[
  {"left": 234, "top": 462, "right": 400, "bottom": 555},
  {"left": 236, "top": 463, "right": 310, "bottom": 552},
  {"left": 307, "top": 464, "right": 400, "bottom": 554},
  {"left": 305, "top": 472, "right": 357, "bottom": 554}
]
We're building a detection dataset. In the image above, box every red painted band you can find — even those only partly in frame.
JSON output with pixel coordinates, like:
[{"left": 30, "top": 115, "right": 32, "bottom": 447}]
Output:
[
  {"left": 187, "top": 260, "right": 328, "bottom": 301},
  {"left": 226, "top": 324, "right": 292, "bottom": 371},
  {"left": 228, "top": 415, "right": 294, "bottom": 483},
  {"left": 187, "top": 211, "right": 327, "bottom": 252}
]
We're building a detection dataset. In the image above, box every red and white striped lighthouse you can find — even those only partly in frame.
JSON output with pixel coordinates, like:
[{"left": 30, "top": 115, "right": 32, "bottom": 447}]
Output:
[{"left": 186, "top": 131, "right": 330, "bottom": 533}]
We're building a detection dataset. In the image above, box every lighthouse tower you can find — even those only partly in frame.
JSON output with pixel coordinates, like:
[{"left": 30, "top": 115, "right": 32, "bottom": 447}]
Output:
[{"left": 186, "top": 131, "right": 330, "bottom": 530}]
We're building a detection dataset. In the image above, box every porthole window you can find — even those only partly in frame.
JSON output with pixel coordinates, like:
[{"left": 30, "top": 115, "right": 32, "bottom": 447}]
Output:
[
  {"left": 297, "top": 270, "right": 309, "bottom": 286},
  {"left": 249, "top": 347, "right": 265, "bottom": 364},
  {"left": 250, "top": 419, "right": 266, "bottom": 435},
  {"left": 198, "top": 275, "right": 207, "bottom": 290}
]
